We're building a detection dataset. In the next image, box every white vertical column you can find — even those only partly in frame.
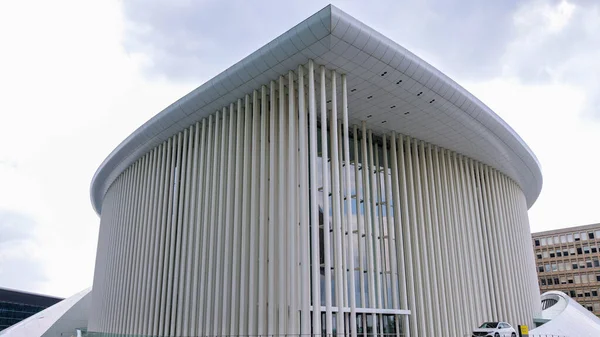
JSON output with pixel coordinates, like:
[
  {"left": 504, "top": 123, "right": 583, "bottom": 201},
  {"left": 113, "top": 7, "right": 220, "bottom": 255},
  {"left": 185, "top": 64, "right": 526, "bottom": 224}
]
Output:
[
  {"left": 191, "top": 119, "right": 207, "bottom": 336},
  {"left": 198, "top": 116, "right": 214, "bottom": 337},
  {"left": 367, "top": 130, "right": 383, "bottom": 316},
  {"left": 278, "top": 75, "right": 288, "bottom": 336},
  {"left": 242, "top": 91, "right": 257, "bottom": 336},
  {"left": 220, "top": 104, "right": 236, "bottom": 335},
  {"left": 353, "top": 125, "right": 366, "bottom": 310},
  {"left": 330, "top": 70, "right": 345, "bottom": 337},
  {"left": 465, "top": 158, "right": 492, "bottom": 321},
  {"left": 308, "top": 59, "right": 322, "bottom": 336},
  {"left": 422, "top": 143, "right": 447, "bottom": 334},
  {"left": 361, "top": 122, "right": 376, "bottom": 313},
  {"left": 298, "top": 64, "right": 312, "bottom": 336},
  {"left": 395, "top": 135, "right": 417, "bottom": 337},
  {"left": 257, "top": 85, "right": 269, "bottom": 336},
  {"left": 288, "top": 70, "right": 299, "bottom": 335},
  {"left": 320, "top": 65, "right": 333, "bottom": 336},
  {"left": 416, "top": 141, "right": 441, "bottom": 336},
  {"left": 389, "top": 133, "right": 411, "bottom": 337},
  {"left": 205, "top": 113, "right": 221, "bottom": 336},
  {"left": 175, "top": 127, "right": 193, "bottom": 336},
  {"left": 268, "top": 80, "right": 277, "bottom": 336},
  {"left": 404, "top": 137, "right": 427, "bottom": 336},
  {"left": 411, "top": 140, "right": 434, "bottom": 337},
  {"left": 229, "top": 96, "right": 245, "bottom": 335},
  {"left": 382, "top": 135, "right": 400, "bottom": 316},
  {"left": 158, "top": 137, "right": 175, "bottom": 336},
  {"left": 438, "top": 148, "right": 464, "bottom": 334},
  {"left": 341, "top": 74, "right": 357, "bottom": 337},
  {"left": 430, "top": 146, "right": 456, "bottom": 336}
]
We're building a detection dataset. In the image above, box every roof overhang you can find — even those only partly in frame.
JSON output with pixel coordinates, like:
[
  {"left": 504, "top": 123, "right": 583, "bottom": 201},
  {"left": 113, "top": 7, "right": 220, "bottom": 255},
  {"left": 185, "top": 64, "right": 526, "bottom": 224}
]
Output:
[{"left": 90, "top": 4, "right": 542, "bottom": 214}]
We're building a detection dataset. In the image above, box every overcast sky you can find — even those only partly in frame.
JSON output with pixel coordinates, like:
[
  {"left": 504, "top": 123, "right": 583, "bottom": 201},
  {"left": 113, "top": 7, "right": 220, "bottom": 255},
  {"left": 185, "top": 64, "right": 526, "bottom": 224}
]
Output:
[{"left": 0, "top": 0, "right": 598, "bottom": 298}]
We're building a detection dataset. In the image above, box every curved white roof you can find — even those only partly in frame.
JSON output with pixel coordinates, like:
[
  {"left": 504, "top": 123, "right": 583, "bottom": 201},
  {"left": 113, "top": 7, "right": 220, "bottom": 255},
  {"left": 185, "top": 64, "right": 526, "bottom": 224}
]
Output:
[
  {"left": 91, "top": 4, "right": 542, "bottom": 214},
  {"left": 531, "top": 291, "right": 600, "bottom": 337}
]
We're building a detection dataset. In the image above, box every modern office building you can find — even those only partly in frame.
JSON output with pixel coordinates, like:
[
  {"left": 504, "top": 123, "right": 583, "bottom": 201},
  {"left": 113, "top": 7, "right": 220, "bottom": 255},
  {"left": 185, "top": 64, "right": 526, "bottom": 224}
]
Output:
[
  {"left": 0, "top": 287, "right": 62, "bottom": 331},
  {"left": 532, "top": 223, "right": 600, "bottom": 316},
  {"left": 87, "top": 5, "right": 543, "bottom": 337}
]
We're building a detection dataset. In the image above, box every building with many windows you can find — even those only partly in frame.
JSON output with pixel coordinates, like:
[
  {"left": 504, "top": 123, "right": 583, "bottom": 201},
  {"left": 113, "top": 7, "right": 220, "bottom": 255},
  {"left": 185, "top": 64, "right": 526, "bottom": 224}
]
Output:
[
  {"left": 84, "top": 5, "right": 543, "bottom": 337},
  {"left": 532, "top": 223, "right": 600, "bottom": 316},
  {"left": 0, "top": 287, "right": 62, "bottom": 331}
]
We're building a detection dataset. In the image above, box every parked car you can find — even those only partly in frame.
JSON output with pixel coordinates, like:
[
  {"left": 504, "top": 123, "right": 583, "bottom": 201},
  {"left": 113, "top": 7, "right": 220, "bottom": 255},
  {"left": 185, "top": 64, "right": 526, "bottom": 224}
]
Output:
[{"left": 472, "top": 322, "right": 517, "bottom": 337}]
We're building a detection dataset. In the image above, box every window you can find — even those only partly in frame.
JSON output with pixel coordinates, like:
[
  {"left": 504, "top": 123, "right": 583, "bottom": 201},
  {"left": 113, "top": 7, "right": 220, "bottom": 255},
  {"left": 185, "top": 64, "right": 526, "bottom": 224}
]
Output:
[
  {"left": 546, "top": 264, "right": 552, "bottom": 272},
  {"left": 570, "top": 290, "right": 576, "bottom": 297},
  {"left": 557, "top": 251, "right": 562, "bottom": 257},
  {"left": 541, "top": 279, "right": 547, "bottom": 286},
  {"left": 547, "top": 278, "right": 554, "bottom": 285},
  {"left": 561, "top": 235, "right": 567, "bottom": 243},
  {"left": 535, "top": 239, "right": 540, "bottom": 246},
  {"left": 537, "top": 253, "right": 542, "bottom": 259},
  {"left": 588, "top": 306, "right": 594, "bottom": 312},
  {"left": 566, "top": 263, "right": 572, "bottom": 271},
  {"left": 584, "top": 246, "right": 591, "bottom": 254},
  {"left": 583, "top": 274, "right": 589, "bottom": 283},
  {"left": 560, "top": 276, "right": 567, "bottom": 284},
  {"left": 554, "top": 236, "right": 560, "bottom": 244},
  {"left": 543, "top": 251, "right": 550, "bottom": 258},
  {"left": 554, "top": 277, "right": 560, "bottom": 284},
  {"left": 580, "top": 261, "right": 586, "bottom": 269},
  {"left": 564, "top": 249, "right": 569, "bottom": 256},
  {"left": 585, "top": 291, "right": 591, "bottom": 297},
  {"left": 575, "top": 275, "right": 581, "bottom": 284},
  {"left": 596, "top": 230, "right": 600, "bottom": 238},
  {"left": 573, "top": 263, "right": 579, "bottom": 270},
  {"left": 538, "top": 265, "right": 544, "bottom": 272},
  {"left": 559, "top": 263, "right": 565, "bottom": 271},
  {"left": 582, "top": 232, "right": 588, "bottom": 240},
  {"left": 594, "top": 259, "right": 600, "bottom": 268},
  {"left": 550, "top": 250, "right": 555, "bottom": 258},
  {"left": 596, "top": 303, "right": 600, "bottom": 311},
  {"left": 552, "top": 263, "right": 558, "bottom": 271},
  {"left": 597, "top": 274, "right": 600, "bottom": 282},
  {"left": 592, "top": 245, "right": 598, "bottom": 253},
  {"left": 575, "top": 233, "right": 581, "bottom": 241},
  {"left": 568, "top": 234, "right": 574, "bottom": 242},
  {"left": 587, "top": 260, "right": 593, "bottom": 268},
  {"left": 541, "top": 238, "right": 548, "bottom": 246},
  {"left": 593, "top": 290, "right": 599, "bottom": 297},
  {"left": 568, "top": 277, "right": 574, "bottom": 284},
  {"left": 590, "top": 232, "right": 595, "bottom": 240},
  {"left": 570, "top": 248, "right": 576, "bottom": 255},
  {"left": 577, "top": 247, "right": 583, "bottom": 255}
]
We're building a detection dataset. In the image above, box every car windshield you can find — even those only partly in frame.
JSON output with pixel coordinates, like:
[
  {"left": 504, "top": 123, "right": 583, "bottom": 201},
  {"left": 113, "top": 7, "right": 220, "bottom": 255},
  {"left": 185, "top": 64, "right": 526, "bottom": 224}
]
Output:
[{"left": 479, "top": 322, "right": 499, "bottom": 329}]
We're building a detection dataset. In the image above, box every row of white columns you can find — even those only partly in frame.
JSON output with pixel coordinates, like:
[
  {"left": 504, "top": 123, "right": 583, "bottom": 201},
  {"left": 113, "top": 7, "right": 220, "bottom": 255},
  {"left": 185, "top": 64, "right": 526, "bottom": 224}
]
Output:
[{"left": 89, "top": 60, "right": 541, "bottom": 337}]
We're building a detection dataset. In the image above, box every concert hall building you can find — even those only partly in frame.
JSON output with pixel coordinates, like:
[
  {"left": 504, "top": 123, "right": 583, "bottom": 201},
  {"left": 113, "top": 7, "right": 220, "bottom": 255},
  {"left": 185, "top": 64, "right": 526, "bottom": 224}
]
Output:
[{"left": 86, "top": 5, "right": 543, "bottom": 337}]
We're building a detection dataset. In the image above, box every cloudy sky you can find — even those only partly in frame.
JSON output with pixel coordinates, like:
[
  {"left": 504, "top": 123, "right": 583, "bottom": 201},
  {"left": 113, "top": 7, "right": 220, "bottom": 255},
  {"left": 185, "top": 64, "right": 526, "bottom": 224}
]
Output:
[{"left": 0, "top": 0, "right": 598, "bottom": 298}]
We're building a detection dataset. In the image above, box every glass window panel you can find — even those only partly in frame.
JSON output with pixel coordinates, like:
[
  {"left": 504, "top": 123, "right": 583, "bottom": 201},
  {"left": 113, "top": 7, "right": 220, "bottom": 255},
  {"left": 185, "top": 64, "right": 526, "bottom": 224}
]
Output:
[
  {"left": 561, "top": 235, "right": 567, "bottom": 243},
  {"left": 568, "top": 234, "right": 574, "bottom": 242}
]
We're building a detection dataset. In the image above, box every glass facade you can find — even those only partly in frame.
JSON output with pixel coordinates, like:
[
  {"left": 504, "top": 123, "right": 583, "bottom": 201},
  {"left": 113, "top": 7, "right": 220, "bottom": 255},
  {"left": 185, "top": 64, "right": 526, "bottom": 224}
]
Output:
[{"left": 0, "top": 288, "right": 62, "bottom": 331}]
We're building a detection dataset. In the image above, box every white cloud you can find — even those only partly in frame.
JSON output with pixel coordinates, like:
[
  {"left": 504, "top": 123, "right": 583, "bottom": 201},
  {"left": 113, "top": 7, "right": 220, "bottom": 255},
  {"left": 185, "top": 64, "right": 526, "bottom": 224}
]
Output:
[{"left": 0, "top": 0, "right": 194, "bottom": 297}]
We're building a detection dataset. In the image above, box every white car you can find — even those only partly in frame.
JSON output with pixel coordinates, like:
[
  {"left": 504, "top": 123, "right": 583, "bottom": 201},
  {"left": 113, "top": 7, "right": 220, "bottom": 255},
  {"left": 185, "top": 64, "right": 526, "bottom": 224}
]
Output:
[{"left": 472, "top": 322, "right": 517, "bottom": 337}]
